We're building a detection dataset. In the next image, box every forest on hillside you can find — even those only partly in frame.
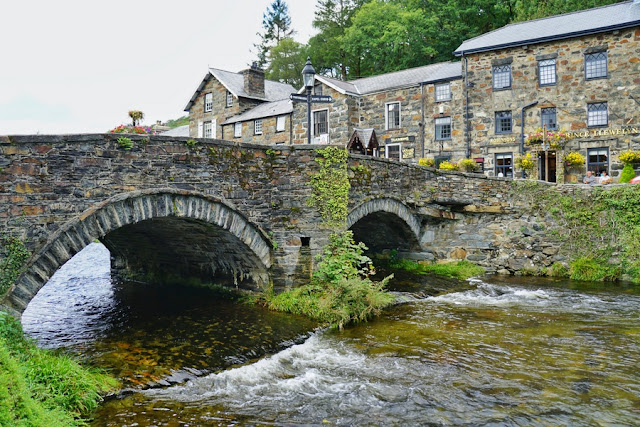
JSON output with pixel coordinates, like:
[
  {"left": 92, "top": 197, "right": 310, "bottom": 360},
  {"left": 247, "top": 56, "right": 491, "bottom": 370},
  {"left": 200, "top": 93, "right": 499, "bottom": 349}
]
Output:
[{"left": 255, "top": 0, "right": 625, "bottom": 84}]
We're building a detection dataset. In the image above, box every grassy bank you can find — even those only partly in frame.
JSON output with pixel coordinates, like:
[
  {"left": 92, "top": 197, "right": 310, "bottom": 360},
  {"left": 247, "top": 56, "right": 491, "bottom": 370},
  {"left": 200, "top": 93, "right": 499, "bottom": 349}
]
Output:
[
  {"left": 266, "top": 231, "right": 395, "bottom": 329},
  {"left": 382, "top": 255, "right": 486, "bottom": 280},
  {"left": 0, "top": 312, "right": 118, "bottom": 426}
]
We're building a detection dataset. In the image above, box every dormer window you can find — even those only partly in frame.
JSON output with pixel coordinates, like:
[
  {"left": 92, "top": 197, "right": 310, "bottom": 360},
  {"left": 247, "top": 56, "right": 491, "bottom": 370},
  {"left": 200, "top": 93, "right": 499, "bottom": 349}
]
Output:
[
  {"left": 226, "top": 91, "right": 233, "bottom": 107},
  {"left": 204, "top": 93, "right": 213, "bottom": 112}
]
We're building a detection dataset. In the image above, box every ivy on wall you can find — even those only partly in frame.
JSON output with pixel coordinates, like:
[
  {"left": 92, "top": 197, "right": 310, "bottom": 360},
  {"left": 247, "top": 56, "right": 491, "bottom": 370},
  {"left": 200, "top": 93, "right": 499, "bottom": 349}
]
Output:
[
  {"left": 0, "top": 236, "right": 30, "bottom": 299},
  {"left": 512, "top": 181, "right": 640, "bottom": 282},
  {"left": 307, "top": 147, "right": 350, "bottom": 229}
]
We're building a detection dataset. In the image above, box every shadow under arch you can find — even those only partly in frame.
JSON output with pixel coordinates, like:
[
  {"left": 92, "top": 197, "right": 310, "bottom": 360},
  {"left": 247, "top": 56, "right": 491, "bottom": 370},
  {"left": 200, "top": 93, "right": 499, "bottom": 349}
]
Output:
[
  {"left": 2, "top": 189, "right": 273, "bottom": 316},
  {"left": 347, "top": 198, "right": 421, "bottom": 252}
]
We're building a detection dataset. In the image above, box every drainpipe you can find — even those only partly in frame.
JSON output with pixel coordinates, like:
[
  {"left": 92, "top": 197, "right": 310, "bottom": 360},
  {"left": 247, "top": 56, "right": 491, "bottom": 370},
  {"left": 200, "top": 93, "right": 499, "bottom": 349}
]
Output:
[
  {"left": 520, "top": 100, "right": 538, "bottom": 178},
  {"left": 463, "top": 53, "right": 470, "bottom": 159},
  {"left": 420, "top": 82, "right": 425, "bottom": 159}
]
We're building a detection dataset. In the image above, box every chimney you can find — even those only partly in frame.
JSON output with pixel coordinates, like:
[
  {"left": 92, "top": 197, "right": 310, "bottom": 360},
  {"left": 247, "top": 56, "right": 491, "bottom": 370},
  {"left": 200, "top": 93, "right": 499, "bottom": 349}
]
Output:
[{"left": 243, "top": 62, "right": 265, "bottom": 98}]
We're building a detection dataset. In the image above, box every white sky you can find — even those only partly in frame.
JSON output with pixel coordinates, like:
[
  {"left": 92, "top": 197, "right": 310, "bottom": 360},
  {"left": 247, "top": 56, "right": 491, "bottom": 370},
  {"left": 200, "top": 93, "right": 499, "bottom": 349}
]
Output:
[{"left": 0, "top": 0, "right": 316, "bottom": 135}]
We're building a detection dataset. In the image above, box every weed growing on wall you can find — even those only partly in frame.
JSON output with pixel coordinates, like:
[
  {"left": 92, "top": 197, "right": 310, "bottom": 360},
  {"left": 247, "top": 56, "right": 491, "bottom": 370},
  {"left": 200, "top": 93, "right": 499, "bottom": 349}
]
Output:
[
  {"left": 512, "top": 181, "right": 640, "bottom": 283},
  {"left": 0, "top": 235, "right": 30, "bottom": 299},
  {"left": 116, "top": 136, "right": 134, "bottom": 150}
]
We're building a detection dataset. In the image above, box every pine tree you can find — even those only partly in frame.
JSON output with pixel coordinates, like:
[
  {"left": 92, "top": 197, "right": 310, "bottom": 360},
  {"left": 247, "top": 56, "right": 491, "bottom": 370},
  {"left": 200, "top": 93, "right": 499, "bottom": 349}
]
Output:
[{"left": 254, "top": 0, "right": 294, "bottom": 69}]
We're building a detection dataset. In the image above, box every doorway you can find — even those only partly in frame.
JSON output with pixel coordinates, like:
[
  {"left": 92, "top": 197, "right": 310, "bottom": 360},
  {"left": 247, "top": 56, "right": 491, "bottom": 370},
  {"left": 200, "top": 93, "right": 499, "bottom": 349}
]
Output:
[{"left": 537, "top": 151, "right": 556, "bottom": 183}]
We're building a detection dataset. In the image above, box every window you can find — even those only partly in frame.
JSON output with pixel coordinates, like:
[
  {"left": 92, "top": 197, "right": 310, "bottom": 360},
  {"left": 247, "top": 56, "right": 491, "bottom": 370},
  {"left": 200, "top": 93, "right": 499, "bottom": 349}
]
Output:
[
  {"left": 587, "top": 147, "right": 608, "bottom": 174},
  {"left": 495, "top": 111, "right": 512, "bottom": 134},
  {"left": 385, "top": 143, "right": 401, "bottom": 161},
  {"left": 276, "top": 115, "right": 286, "bottom": 132},
  {"left": 541, "top": 107, "right": 557, "bottom": 130},
  {"left": 386, "top": 102, "right": 401, "bottom": 129},
  {"left": 314, "top": 85, "right": 322, "bottom": 96},
  {"left": 435, "top": 117, "right": 452, "bottom": 140},
  {"left": 585, "top": 52, "right": 607, "bottom": 80},
  {"left": 254, "top": 119, "right": 263, "bottom": 135},
  {"left": 204, "top": 93, "right": 213, "bottom": 112},
  {"left": 226, "top": 91, "right": 233, "bottom": 107},
  {"left": 435, "top": 82, "right": 451, "bottom": 102},
  {"left": 495, "top": 153, "right": 513, "bottom": 178},
  {"left": 313, "top": 110, "right": 328, "bottom": 135},
  {"left": 538, "top": 59, "right": 556, "bottom": 86},
  {"left": 493, "top": 64, "right": 511, "bottom": 89},
  {"left": 203, "top": 121, "right": 212, "bottom": 138},
  {"left": 234, "top": 122, "right": 242, "bottom": 138},
  {"left": 587, "top": 102, "right": 608, "bottom": 127}
]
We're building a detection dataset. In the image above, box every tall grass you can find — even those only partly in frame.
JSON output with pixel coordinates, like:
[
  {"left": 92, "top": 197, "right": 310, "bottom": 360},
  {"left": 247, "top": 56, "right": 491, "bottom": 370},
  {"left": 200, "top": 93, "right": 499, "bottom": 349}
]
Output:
[
  {"left": 0, "top": 312, "right": 118, "bottom": 426},
  {"left": 386, "top": 256, "right": 485, "bottom": 280}
]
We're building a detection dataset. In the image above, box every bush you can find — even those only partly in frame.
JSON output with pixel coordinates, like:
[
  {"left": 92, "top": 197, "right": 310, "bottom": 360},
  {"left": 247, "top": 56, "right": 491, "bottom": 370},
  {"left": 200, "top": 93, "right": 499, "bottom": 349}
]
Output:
[
  {"left": 458, "top": 158, "right": 477, "bottom": 172},
  {"left": 438, "top": 160, "right": 458, "bottom": 171},
  {"left": 569, "top": 257, "right": 620, "bottom": 281},
  {"left": 564, "top": 151, "right": 585, "bottom": 167},
  {"left": 549, "top": 262, "right": 569, "bottom": 278},
  {"left": 116, "top": 137, "right": 133, "bottom": 150},
  {"left": 418, "top": 158, "right": 434, "bottom": 167},
  {"left": 619, "top": 150, "right": 640, "bottom": 165},
  {"left": 267, "top": 231, "right": 394, "bottom": 329},
  {"left": 619, "top": 163, "right": 636, "bottom": 184}
]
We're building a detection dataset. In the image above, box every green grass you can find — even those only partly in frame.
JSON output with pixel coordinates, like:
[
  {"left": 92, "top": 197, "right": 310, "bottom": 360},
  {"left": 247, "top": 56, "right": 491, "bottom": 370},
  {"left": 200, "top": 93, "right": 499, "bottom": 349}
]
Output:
[
  {"left": 0, "top": 312, "right": 118, "bottom": 426},
  {"left": 385, "top": 257, "right": 485, "bottom": 280},
  {"left": 569, "top": 257, "right": 621, "bottom": 282}
]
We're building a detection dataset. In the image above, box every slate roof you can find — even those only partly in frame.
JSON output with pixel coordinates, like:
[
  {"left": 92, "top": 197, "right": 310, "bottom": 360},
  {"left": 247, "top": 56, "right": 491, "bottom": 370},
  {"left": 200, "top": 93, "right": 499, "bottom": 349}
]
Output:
[
  {"left": 454, "top": 1, "right": 640, "bottom": 55},
  {"left": 161, "top": 125, "right": 189, "bottom": 137},
  {"left": 349, "top": 128, "right": 378, "bottom": 149},
  {"left": 315, "top": 61, "right": 462, "bottom": 96},
  {"left": 184, "top": 68, "right": 295, "bottom": 111},
  {"left": 223, "top": 99, "right": 293, "bottom": 124}
]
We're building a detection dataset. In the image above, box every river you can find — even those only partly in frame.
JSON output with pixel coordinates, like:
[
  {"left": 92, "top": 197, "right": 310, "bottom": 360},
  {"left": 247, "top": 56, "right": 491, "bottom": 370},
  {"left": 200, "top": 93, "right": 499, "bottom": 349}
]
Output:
[{"left": 21, "top": 243, "right": 640, "bottom": 425}]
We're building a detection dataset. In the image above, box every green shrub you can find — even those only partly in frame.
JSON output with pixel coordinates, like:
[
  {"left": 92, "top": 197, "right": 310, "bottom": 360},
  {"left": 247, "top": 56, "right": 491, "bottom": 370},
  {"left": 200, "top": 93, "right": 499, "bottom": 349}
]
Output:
[
  {"left": 458, "top": 158, "right": 477, "bottom": 172},
  {"left": 549, "top": 262, "right": 569, "bottom": 278},
  {"left": 569, "top": 257, "right": 620, "bottom": 281},
  {"left": 267, "top": 231, "right": 394, "bottom": 329},
  {"left": 0, "top": 235, "right": 30, "bottom": 299},
  {"left": 619, "top": 163, "right": 636, "bottom": 184},
  {"left": 386, "top": 257, "right": 485, "bottom": 280}
]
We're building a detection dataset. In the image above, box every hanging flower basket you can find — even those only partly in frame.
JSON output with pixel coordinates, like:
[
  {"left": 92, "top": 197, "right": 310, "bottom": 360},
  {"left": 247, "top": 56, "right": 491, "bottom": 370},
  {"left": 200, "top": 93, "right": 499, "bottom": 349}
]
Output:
[{"left": 526, "top": 128, "right": 569, "bottom": 150}]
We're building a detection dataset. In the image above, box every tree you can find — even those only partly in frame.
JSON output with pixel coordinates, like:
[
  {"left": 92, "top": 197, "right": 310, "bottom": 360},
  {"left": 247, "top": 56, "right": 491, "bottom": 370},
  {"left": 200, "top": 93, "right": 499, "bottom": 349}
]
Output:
[
  {"left": 513, "top": 0, "right": 623, "bottom": 22},
  {"left": 254, "top": 0, "right": 294, "bottom": 69},
  {"left": 265, "top": 38, "right": 308, "bottom": 87},
  {"left": 128, "top": 110, "right": 144, "bottom": 127},
  {"left": 341, "top": 1, "right": 440, "bottom": 77},
  {"left": 308, "top": 0, "right": 368, "bottom": 80}
]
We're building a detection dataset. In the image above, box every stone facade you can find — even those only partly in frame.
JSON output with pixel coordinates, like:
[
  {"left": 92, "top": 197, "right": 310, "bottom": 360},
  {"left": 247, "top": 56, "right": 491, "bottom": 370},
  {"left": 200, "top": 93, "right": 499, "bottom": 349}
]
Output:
[
  {"left": 221, "top": 114, "right": 291, "bottom": 145},
  {"left": 462, "top": 25, "right": 640, "bottom": 180}
]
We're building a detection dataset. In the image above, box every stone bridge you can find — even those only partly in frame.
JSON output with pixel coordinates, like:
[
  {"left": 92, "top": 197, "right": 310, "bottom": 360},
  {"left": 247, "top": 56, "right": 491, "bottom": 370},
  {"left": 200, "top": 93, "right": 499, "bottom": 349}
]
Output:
[{"left": 0, "top": 134, "right": 531, "bottom": 316}]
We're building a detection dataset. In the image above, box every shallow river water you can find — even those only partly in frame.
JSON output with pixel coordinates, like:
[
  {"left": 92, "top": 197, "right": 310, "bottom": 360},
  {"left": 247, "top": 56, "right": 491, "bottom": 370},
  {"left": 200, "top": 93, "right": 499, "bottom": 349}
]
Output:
[{"left": 22, "top": 243, "right": 640, "bottom": 425}]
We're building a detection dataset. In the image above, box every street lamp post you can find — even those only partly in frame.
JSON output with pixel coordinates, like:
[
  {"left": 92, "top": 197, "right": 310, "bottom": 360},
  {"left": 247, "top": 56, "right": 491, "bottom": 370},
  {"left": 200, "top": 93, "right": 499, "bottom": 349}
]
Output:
[{"left": 302, "top": 57, "right": 316, "bottom": 144}]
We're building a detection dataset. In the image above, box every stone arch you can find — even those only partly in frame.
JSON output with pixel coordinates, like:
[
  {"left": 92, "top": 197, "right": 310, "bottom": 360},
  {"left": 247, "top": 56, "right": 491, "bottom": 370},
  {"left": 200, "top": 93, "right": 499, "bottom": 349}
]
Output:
[
  {"left": 2, "top": 190, "right": 272, "bottom": 316},
  {"left": 347, "top": 198, "right": 421, "bottom": 240},
  {"left": 347, "top": 198, "right": 422, "bottom": 253}
]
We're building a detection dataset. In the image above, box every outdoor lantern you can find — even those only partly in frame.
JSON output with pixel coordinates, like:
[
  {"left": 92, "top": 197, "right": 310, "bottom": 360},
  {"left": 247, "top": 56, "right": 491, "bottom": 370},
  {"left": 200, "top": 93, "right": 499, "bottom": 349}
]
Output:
[{"left": 302, "top": 57, "right": 316, "bottom": 89}]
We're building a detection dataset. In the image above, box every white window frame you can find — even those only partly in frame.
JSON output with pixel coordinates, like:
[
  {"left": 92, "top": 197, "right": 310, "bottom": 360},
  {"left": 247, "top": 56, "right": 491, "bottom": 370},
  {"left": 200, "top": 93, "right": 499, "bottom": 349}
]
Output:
[
  {"left": 276, "top": 115, "right": 286, "bottom": 132},
  {"left": 234, "top": 122, "right": 242, "bottom": 138},
  {"left": 385, "top": 143, "right": 402, "bottom": 161},
  {"left": 254, "top": 119, "right": 263, "bottom": 135},
  {"left": 587, "top": 102, "right": 608, "bottom": 127},
  {"left": 493, "top": 64, "right": 511, "bottom": 90},
  {"left": 226, "top": 90, "right": 233, "bottom": 107},
  {"left": 385, "top": 102, "right": 401, "bottom": 130},
  {"left": 435, "top": 117, "right": 452, "bottom": 140},
  {"left": 538, "top": 59, "right": 556, "bottom": 86},
  {"left": 312, "top": 108, "right": 329, "bottom": 136},
  {"left": 204, "top": 93, "right": 213, "bottom": 112},
  {"left": 435, "top": 82, "right": 451, "bottom": 102},
  {"left": 203, "top": 121, "right": 212, "bottom": 138}
]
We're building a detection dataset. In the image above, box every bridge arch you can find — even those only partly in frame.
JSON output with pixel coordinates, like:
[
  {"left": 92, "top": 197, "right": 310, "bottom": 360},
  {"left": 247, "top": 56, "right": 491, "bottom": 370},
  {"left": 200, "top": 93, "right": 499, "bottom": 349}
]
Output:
[
  {"left": 347, "top": 198, "right": 421, "bottom": 252},
  {"left": 2, "top": 190, "right": 273, "bottom": 316}
]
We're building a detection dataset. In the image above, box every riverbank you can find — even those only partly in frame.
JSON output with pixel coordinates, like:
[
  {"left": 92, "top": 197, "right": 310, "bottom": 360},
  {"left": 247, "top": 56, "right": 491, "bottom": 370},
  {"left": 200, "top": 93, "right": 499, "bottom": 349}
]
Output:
[{"left": 0, "top": 312, "right": 118, "bottom": 426}]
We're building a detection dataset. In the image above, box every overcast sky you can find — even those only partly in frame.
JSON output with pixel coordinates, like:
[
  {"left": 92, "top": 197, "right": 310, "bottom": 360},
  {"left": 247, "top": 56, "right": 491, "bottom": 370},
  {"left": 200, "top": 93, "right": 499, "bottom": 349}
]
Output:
[{"left": 0, "top": 0, "right": 316, "bottom": 135}]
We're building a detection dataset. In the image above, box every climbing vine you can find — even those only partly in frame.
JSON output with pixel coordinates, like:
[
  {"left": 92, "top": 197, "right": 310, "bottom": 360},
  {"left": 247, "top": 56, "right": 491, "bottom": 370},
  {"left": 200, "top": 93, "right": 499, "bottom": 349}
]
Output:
[
  {"left": 307, "top": 147, "right": 350, "bottom": 229},
  {"left": 511, "top": 181, "right": 640, "bottom": 282},
  {"left": 0, "top": 235, "right": 31, "bottom": 299}
]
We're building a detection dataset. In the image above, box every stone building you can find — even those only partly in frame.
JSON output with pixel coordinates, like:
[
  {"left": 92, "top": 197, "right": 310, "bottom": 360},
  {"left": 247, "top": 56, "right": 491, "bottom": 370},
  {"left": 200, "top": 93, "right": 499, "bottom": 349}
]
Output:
[
  {"left": 184, "top": 64, "right": 295, "bottom": 144},
  {"left": 184, "top": 2, "right": 640, "bottom": 180},
  {"left": 454, "top": 1, "right": 640, "bottom": 181}
]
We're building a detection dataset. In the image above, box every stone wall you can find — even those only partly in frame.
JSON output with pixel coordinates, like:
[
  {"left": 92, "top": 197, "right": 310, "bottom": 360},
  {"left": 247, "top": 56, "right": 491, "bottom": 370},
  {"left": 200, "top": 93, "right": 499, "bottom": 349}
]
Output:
[
  {"left": 464, "top": 28, "right": 640, "bottom": 177},
  {"left": 221, "top": 114, "right": 291, "bottom": 145},
  {"left": 422, "top": 78, "right": 466, "bottom": 161}
]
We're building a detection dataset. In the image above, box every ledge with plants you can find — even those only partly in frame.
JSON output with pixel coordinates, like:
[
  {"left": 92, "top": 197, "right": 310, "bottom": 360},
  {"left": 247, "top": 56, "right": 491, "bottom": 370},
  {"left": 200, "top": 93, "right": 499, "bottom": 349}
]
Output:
[{"left": 526, "top": 128, "right": 570, "bottom": 150}]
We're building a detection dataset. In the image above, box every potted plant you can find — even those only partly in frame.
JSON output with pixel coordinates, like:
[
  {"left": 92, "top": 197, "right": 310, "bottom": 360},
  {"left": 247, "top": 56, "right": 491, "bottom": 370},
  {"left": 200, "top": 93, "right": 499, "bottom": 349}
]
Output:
[
  {"left": 619, "top": 150, "right": 640, "bottom": 183},
  {"left": 515, "top": 153, "right": 536, "bottom": 174}
]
